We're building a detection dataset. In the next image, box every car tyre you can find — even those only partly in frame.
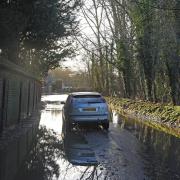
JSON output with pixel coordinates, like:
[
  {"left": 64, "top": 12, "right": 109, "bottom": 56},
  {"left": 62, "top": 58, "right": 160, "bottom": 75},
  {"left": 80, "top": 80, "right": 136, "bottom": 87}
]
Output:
[
  {"left": 103, "top": 122, "right": 109, "bottom": 130},
  {"left": 66, "top": 121, "right": 74, "bottom": 132}
]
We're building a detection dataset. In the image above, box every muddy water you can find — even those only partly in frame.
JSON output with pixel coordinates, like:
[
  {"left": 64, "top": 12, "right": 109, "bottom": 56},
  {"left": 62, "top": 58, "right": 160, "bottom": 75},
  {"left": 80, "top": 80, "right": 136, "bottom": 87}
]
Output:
[
  {"left": 113, "top": 112, "right": 180, "bottom": 180},
  {"left": 14, "top": 95, "right": 180, "bottom": 180}
]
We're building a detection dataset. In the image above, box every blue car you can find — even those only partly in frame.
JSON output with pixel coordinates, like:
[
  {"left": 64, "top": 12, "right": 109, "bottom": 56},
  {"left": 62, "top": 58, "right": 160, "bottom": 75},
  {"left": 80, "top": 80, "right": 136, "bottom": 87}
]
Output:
[{"left": 62, "top": 92, "right": 110, "bottom": 130}]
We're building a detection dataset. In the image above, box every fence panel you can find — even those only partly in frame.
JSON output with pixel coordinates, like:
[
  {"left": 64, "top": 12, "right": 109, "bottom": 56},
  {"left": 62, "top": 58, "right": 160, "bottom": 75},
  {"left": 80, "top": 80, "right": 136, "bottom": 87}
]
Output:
[
  {"left": 6, "top": 79, "right": 20, "bottom": 127},
  {"left": 0, "top": 59, "right": 41, "bottom": 180},
  {"left": 20, "top": 81, "right": 29, "bottom": 120},
  {"left": 0, "top": 59, "right": 41, "bottom": 130},
  {"left": 0, "top": 78, "right": 4, "bottom": 133}
]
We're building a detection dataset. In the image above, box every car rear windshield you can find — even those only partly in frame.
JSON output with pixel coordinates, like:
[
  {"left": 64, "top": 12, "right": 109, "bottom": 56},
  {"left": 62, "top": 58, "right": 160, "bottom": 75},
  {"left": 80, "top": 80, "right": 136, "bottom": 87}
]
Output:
[{"left": 72, "top": 95, "right": 106, "bottom": 103}]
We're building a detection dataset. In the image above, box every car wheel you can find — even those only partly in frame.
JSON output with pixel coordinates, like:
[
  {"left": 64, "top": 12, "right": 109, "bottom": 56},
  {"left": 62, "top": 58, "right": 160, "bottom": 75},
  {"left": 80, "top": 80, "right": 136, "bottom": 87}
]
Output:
[
  {"left": 103, "top": 122, "right": 109, "bottom": 130},
  {"left": 66, "top": 121, "right": 73, "bottom": 132}
]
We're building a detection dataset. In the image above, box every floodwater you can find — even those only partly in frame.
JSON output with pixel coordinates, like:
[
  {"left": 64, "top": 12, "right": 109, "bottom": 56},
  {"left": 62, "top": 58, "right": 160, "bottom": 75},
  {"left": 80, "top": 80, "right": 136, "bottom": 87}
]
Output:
[{"left": 14, "top": 94, "right": 180, "bottom": 180}]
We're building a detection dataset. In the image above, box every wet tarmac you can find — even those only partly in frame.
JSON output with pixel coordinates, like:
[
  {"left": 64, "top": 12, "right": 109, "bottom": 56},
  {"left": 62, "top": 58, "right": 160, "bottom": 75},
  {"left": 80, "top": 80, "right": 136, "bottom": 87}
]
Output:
[{"left": 14, "top": 94, "right": 180, "bottom": 180}]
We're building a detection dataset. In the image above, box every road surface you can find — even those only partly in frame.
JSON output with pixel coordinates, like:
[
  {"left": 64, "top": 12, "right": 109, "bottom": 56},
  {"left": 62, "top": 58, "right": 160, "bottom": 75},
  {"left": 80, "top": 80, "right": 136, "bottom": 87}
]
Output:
[{"left": 15, "top": 94, "right": 180, "bottom": 180}]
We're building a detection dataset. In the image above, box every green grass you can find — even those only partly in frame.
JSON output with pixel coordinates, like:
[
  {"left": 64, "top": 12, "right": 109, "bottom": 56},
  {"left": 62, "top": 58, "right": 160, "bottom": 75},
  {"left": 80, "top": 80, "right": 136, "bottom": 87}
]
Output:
[
  {"left": 174, "top": 106, "right": 180, "bottom": 112},
  {"left": 106, "top": 97, "right": 180, "bottom": 137}
]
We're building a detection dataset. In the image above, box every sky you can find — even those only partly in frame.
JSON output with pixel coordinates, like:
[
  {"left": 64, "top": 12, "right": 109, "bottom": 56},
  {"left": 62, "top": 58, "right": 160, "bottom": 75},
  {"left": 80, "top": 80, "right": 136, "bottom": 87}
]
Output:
[
  {"left": 61, "top": 1, "right": 95, "bottom": 72},
  {"left": 61, "top": 0, "right": 112, "bottom": 72},
  {"left": 61, "top": 56, "right": 86, "bottom": 71}
]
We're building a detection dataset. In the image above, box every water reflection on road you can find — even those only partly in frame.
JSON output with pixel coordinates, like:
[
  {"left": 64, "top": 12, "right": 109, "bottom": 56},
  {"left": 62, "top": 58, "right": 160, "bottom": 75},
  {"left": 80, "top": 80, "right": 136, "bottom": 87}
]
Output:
[
  {"left": 15, "top": 94, "right": 180, "bottom": 180},
  {"left": 115, "top": 113, "right": 180, "bottom": 180},
  {"left": 40, "top": 94, "right": 68, "bottom": 135},
  {"left": 40, "top": 109, "right": 62, "bottom": 134}
]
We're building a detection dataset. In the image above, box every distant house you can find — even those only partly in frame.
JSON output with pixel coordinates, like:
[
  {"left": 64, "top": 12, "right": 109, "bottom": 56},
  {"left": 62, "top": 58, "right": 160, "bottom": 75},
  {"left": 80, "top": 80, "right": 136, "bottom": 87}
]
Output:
[
  {"left": 62, "top": 86, "right": 73, "bottom": 92},
  {"left": 43, "top": 74, "right": 65, "bottom": 93}
]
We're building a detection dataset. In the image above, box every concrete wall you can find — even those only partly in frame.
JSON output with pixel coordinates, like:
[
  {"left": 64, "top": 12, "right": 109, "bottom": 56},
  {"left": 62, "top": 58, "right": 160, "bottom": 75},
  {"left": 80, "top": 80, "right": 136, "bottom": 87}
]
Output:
[{"left": 0, "top": 59, "right": 41, "bottom": 180}]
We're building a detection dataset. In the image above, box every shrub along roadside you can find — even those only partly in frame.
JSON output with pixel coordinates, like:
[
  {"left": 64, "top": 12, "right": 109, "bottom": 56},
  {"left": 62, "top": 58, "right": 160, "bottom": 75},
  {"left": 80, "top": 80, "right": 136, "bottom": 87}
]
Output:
[{"left": 106, "top": 97, "right": 180, "bottom": 137}]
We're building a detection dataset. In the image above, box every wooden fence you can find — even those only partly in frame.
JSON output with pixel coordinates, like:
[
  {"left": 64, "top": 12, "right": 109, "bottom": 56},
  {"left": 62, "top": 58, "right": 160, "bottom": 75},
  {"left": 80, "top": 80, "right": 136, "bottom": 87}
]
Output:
[
  {"left": 0, "top": 59, "right": 41, "bottom": 180},
  {"left": 0, "top": 59, "right": 41, "bottom": 134}
]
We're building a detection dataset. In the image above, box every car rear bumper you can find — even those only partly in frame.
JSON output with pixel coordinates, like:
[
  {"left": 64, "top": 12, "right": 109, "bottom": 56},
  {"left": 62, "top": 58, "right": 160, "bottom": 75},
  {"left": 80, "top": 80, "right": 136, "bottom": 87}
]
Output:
[{"left": 70, "top": 115, "right": 109, "bottom": 123}]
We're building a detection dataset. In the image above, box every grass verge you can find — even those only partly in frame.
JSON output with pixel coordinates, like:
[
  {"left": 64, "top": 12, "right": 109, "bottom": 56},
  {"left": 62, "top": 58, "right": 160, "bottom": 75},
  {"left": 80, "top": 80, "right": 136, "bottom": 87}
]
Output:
[{"left": 106, "top": 97, "right": 180, "bottom": 138}]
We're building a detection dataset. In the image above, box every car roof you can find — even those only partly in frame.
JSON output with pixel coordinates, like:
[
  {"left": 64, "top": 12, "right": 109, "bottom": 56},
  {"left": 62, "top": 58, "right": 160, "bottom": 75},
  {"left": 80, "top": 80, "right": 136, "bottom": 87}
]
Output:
[{"left": 70, "top": 92, "right": 101, "bottom": 96}]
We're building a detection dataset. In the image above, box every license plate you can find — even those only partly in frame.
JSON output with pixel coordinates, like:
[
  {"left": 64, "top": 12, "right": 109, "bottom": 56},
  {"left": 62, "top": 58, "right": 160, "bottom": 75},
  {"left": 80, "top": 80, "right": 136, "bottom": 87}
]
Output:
[{"left": 83, "top": 108, "right": 96, "bottom": 112}]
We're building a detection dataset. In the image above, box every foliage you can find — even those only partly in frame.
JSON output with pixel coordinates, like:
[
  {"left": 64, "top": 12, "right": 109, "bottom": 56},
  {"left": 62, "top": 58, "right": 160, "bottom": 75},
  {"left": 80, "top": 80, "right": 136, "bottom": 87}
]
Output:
[
  {"left": 79, "top": 0, "right": 180, "bottom": 105},
  {"left": 0, "top": 0, "right": 81, "bottom": 76},
  {"left": 106, "top": 96, "right": 180, "bottom": 136}
]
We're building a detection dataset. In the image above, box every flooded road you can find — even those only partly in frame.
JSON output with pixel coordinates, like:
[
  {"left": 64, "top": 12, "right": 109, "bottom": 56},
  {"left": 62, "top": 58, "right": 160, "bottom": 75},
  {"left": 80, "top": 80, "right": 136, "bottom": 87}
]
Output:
[{"left": 15, "top": 94, "right": 180, "bottom": 180}]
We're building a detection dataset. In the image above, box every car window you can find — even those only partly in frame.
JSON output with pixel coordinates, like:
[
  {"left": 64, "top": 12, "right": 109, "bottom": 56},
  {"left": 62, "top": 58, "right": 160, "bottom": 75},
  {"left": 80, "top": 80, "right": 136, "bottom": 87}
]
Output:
[
  {"left": 73, "top": 95, "right": 101, "bottom": 98},
  {"left": 72, "top": 95, "right": 106, "bottom": 104}
]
